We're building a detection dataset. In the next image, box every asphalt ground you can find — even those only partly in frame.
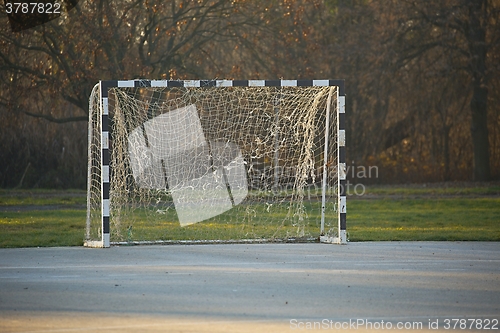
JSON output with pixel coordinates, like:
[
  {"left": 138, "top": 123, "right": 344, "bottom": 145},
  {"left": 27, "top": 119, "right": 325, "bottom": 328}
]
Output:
[{"left": 0, "top": 242, "right": 499, "bottom": 332}]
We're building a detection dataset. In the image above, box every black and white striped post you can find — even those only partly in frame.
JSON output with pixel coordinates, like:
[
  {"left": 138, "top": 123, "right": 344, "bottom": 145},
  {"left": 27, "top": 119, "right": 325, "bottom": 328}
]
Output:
[
  {"left": 96, "top": 79, "right": 345, "bottom": 247},
  {"left": 338, "top": 83, "right": 347, "bottom": 244},
  {"left": 317, "top": 80, "right": 346, "bottom": 244},
  {"left": 99, "top": 81, "right": 112, "bottom": 248}
]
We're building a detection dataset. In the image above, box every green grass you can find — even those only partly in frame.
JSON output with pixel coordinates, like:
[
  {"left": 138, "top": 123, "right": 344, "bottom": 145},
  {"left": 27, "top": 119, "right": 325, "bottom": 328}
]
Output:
[
  {"left": 347, "top": 197, "right": 500, "bottom": 241},
  {"left": 0, "top": 187, "right": 499, "bottom": 247},
  {"left": 363, "top": 184, "right": 500, "bottom": 197},
  {"left": 0, "top": 189, "right": 86, "bottom": 206},
  {"left": 0, "top": 209, "right": 85, "bottom": 247},
  {"left": 105, "top": 203, "right": 321, "bottom": 243}
]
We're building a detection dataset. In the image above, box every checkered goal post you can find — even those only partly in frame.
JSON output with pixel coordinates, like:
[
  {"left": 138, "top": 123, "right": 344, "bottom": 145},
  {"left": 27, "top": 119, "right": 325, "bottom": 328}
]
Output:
[{"left": 86, "top": 80, "right": 346, "bottom": 247}]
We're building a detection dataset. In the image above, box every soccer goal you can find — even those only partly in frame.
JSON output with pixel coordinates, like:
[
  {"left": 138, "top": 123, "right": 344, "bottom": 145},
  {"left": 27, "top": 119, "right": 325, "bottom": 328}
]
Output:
[{"left": 86, "top": 80, "right": 346, "bottom": 247}]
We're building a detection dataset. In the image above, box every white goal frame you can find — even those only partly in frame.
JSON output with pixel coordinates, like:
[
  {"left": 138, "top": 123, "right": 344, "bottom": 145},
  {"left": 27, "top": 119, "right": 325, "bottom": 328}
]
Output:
[{"left": 86, "top": 79, "right": 346, "bottom": 248}]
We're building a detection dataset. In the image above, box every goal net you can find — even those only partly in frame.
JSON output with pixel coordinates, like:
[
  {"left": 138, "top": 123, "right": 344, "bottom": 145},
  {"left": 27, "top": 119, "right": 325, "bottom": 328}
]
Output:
[{"left": 86, "top": 80, "right": 346, "bottom": 247}]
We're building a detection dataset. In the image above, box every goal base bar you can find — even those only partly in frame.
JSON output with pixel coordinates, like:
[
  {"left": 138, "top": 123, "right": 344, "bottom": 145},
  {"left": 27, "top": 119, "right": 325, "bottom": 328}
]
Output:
[
  {"left": 84, "top": 235, "right": 110, "bottom": 248},
  {"left": 320, "top": 232, "right": 347, "bottom": 244},
  {"left": 83, "top": 237, "right": 349, "bottom": 247},
  {"left": 84, "top": 240, "right": 104, "bottom": 248},
  {"left": 111, "top": 238, "right": 318, "bottom": 246}
]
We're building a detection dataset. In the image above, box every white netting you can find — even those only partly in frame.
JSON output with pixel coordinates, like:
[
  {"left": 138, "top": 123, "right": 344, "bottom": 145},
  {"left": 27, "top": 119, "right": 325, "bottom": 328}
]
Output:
[{"left": 87, "top": 83, "right": 339, "bottom": 243}]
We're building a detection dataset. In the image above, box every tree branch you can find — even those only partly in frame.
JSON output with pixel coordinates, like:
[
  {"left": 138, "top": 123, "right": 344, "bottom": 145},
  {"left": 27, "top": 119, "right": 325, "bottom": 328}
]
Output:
[{"left": 24, "top": 111, "right": 87, "bottom": 123}]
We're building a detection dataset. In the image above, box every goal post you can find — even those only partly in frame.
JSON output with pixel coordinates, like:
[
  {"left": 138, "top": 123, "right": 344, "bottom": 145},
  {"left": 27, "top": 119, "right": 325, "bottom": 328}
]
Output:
[{"left": 86, "top": 79, "right": 346, "bottom": 248}]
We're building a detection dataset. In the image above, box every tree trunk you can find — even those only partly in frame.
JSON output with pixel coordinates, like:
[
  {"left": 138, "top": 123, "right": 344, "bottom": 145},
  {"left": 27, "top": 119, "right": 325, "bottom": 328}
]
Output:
[
  {"left": 468, "top": 0, "right": 490, "bottom": 181},
  {"left": 470, "top": 84, "right": 490, "bottom": 181},
  {"left": 443, "top": 124, "right": 451, "bottom": 182}
]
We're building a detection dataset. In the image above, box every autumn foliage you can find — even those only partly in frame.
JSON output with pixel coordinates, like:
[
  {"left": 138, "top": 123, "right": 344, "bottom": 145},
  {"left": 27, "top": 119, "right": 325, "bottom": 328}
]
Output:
[{"left": 0, "top": 0, "right": 499, "bottom": 188}]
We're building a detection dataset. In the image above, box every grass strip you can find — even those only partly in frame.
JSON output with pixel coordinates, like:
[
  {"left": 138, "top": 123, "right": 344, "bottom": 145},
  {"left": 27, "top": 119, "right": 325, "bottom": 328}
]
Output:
[
  {"left": 348, "top": 197, "right": 500, "bottom": 241},
  {"left": 0, "top": 189, "right": 86, "bottom": 206},
  {"left": 0, "top": 190, "right": 499, "bottom": 247},
  {"left": 0, "top": 210, "right": 85, "bottom": 247}
]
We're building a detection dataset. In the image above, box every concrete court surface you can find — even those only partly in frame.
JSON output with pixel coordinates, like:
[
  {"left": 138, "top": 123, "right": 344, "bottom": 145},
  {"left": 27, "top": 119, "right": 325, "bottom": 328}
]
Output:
[{"left": 0, "top": 242, "right": 499, "bottom": 332}]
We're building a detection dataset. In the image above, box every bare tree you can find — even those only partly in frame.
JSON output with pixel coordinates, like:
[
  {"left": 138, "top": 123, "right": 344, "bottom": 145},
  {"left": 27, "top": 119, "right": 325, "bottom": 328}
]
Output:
[
  {"left": 388, "top": 0, "right": 499, "bottom": 180},
  {"left": 0, "top": 0, "right": 257, "bottom": 121}
]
